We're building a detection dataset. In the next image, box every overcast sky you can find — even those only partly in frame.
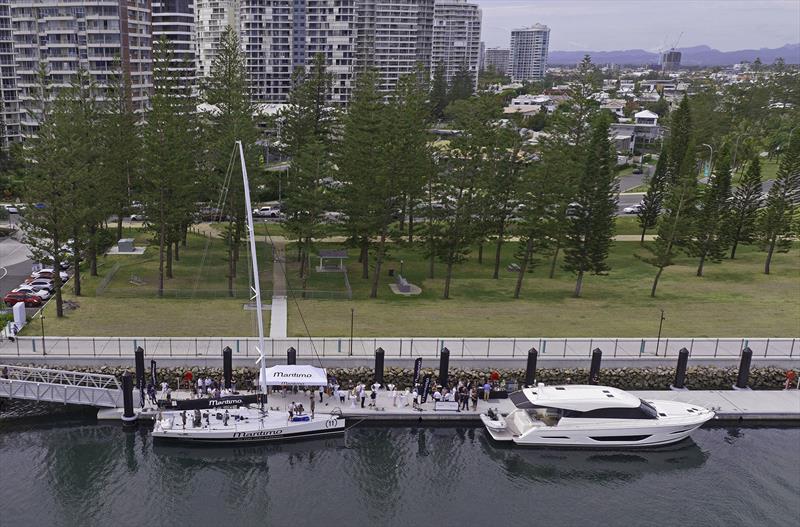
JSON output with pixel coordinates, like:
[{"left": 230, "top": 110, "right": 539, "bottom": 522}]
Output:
[{"left": 475, "top": 0, "right": 800, "bottom": 51}]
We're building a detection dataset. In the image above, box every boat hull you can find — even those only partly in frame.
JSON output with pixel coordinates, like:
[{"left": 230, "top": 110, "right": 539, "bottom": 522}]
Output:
[
  {"left": 481, "top": 396, "right": 715, "bottom": 448},
  {"left": 152, "top": 409, "right": 346, "bottom": 445}
]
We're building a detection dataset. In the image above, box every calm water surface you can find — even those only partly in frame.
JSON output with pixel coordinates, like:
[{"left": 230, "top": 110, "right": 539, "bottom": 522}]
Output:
[{"left": 1, "top": 402, "right": 798, "bottom": 527}]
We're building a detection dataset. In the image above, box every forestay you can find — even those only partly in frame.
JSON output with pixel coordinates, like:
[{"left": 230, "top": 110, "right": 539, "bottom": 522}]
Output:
[{"left": 259, "top": 365, "right": 328, "bottom": 386}]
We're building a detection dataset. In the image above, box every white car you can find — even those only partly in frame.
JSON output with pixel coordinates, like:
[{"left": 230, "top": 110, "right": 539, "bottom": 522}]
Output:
[
  {"left": 25, "top": 280, "right": 54, "bottom": 293},
  {"left": 34, "top": 268, "right": 70, "bottom": 282},
  {"left": 623, "top": 203, "right": 644, "bottom": 214},
  {"left": 253, "top": 206, "right": 281, "bottom": 218},
  {"left": 13, "top": 285, "right": 50, "bottom": 300},
  {"left": 4, "top": 204, "right": 18, "bottom": 214},
  {"left": 130, "top": 213, "right": 146, "bottom": 221}
]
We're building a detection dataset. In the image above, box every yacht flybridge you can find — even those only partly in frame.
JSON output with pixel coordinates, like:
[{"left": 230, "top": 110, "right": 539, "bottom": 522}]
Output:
[
  {"left": 152, "top": 142, "right": 345, "bottom": 444},
  {"left": 481, "top": 385, "right": 714, "bottom": 448}
]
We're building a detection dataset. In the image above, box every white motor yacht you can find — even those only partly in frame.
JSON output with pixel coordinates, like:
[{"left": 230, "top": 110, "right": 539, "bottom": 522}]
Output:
[{"left": 481, "top": 384, "right": 714, "bottom": 448}]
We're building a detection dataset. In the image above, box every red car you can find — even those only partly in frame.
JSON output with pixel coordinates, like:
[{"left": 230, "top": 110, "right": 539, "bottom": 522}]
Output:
[{"left": 4, "top": 291, "right": 43, "bottom": 307}]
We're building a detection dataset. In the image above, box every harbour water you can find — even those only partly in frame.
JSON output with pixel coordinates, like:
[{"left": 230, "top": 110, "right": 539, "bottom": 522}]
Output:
[{"left": 1, "top": 403, "right": 798, "bottom": 526}]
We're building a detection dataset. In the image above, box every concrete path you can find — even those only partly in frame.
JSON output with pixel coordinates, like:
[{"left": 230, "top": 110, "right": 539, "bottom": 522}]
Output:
[{"left": 269, "top": 238, "right": 287, "bottom": 338}]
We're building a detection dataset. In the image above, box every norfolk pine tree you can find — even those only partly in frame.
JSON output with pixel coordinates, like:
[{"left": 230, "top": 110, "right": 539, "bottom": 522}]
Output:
[
  {"left": 691, "top": 146, "right": 732, "bottom": 276},
  {"left": 204, "top": 27, "right": 261, "bottom": 296},
  {"left": 430, "top": 62, "right": 449, "bottom": 121},
  {"left": 562, "top": 115, "right": 618, "bottom": 298},
  {"left": 758, "top": 130, "right": 800, "bottom": 274},
  {"left": 726, "top": 155, "right": 762, "bottom": 259},
  {"left": 637, "top": 149, "right": 668, "bottom": 243}
]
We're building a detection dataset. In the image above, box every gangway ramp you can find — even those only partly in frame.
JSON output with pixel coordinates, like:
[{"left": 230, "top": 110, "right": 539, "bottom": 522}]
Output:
[{"left": 0, "top": 364, "right": 123, "bottom": 408}]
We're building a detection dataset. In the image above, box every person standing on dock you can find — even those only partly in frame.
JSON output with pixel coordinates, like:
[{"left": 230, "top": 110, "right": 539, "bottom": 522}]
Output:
[
  {"left": 483, "top": 381, "right": 491, "bottom": 402},
  {"left": 470, "top": 387, "right": 478, "bottom": 411},
  {"left": 359, "top": 384, "right": 366, "bottom": 408},
  {"left": 310, "top": 392, "right": 316, "bottom": 418}
]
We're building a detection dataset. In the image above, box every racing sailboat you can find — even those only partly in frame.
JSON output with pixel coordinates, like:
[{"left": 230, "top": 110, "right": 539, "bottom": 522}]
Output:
[{"left": 152, "top": 141, "right": 345, "bottom": 443}]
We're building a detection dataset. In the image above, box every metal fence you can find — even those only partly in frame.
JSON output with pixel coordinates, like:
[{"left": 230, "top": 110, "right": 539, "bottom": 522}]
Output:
[{"left": 0, "top": 336, "right": 796, "bottom": 360}]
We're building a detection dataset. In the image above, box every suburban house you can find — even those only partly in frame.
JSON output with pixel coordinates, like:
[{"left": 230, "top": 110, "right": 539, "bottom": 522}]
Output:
[{"left": 609, "top": 110, "right": 663, "bottom": 153}]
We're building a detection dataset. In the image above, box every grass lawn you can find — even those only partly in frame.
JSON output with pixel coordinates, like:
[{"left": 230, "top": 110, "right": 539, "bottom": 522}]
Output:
[
  {"left": 732, "top": 158, "right": 779, "bottom": 185},
  {"left": 27, "top": 296, "right": 266, "bottom": 337},
  {"left": 28, "top": 228, "right": 274, "bottom": 336},
  {"left": 285, "top": 240, "right": 800, "bottom": 338},
  {"left": 78, "top": 229, "right": 272, "bottom": 299}
]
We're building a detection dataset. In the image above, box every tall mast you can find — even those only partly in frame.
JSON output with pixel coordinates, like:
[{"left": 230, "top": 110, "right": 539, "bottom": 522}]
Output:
[{"left": 237, "top": 141, "right": 267, "bottom": 393}]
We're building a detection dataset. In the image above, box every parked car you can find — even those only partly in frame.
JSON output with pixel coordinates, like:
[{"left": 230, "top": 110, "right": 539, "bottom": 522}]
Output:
[
  {"left": 12, "top": 285, "right": 50, "bottom": 300},
  {"left": 4, "top": 291, "right": 43, "bottom": 307},
  {"left": 253, "top": 206, "right": 281, "bottom": 218},
  {"left": 130, "top": 213, "right": 147, "bottom": 221},
  {"left": 623, "top": 203, "right": 644, "bottom": 214},
  {"left": 25, "top": 279, "right": 54, "bottom": 293},
  {"left": 33, "top": 269, "right": 69, "bottom": 282},
  {"left": 4, "top": 204, "right": 18, "bottom": 214}
]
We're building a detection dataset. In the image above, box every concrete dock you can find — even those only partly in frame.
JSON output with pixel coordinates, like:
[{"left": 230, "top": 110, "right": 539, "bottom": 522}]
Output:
[{"left": 96, "top": 388, "right": 800, "bottom": 423}]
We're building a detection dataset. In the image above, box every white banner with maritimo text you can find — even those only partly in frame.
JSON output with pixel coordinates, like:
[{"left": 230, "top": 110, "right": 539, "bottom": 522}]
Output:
[{"left": 260, "top": 365, "right": 328, "bottom": 386}]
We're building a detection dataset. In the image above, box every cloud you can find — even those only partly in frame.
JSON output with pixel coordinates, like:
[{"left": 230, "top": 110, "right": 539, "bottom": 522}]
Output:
[{"left": 475, "top": 0, "right": 800, "bottom": 51}]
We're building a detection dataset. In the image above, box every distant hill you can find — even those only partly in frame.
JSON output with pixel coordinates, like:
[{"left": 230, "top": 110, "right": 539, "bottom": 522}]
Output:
[{"left": 548, "top": 44, "right": 800, "bottom": 66}]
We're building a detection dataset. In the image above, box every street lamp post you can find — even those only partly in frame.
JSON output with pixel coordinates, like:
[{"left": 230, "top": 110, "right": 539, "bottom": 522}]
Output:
[
  {"left": 40, "top": 313, "right": 46, "bottom": 356},
  {"left": 655, "top": 309, "right": 665, "bottom": 357},
  {"left": 349, "top": 308, "right": 354, "bottom": 357}
]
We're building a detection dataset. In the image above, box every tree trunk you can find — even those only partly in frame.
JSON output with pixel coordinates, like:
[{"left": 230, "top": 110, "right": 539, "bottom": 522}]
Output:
[
  {"left": 89, "top": 224, "right": 98, "bottom": 277},
  {"left": 158, "top": 220, "right": 165, "bottom": 298},
  {"left": 166, "top": 240, "right": 173, "bottom": 279},
  {"left": 174, "top": 239, "right": 179, "bottom": 262},
  {"left": 116, "top": 213, "right": 123, "bottom": 243},
  {"left": 361, "top": 240, "right": 369, "bottom": 279},
  {"left": 370, "top": 232, "right": 387, "bottom": 298},
  {"left": 573, "top": 269, "right": 584, "bottom": 298},
  {"left": 493, "top": 223, "right": 505, "bottom": 279},
  {"left": 182, "top": 224, "right": 188, "bottom": 247},
  {"left": 52, "top": 233, "right": 64, "bottom": 318},
  {"left": 650, "top": 266, "right": 664, "bottom": 297},
  {"left": 696, "top": 243, "right": 707, "bottom": 277},
  {"left": 730, "top": 221, "right": 744, "bottom": 259},
  {"left": 764, "top": 236, "right": 776, "bottom": 275},
  {"left": 72, "top": 249, "right": 81, "bottom": 297},
  {"left": 640, "top": 226, "right": 647, "bottom": 245},
  {"left": 399, "top": 200, "right": 406, "bottom": 235},
  {"left": 514, "top": 238, "right": 533, "bottom": 299},
  {"left": 232, "top": 222, "right": 242, "bottom": 278},
  {"left": 227, "top": 242, "right": 235, "bottom": 297},
  {"left": 548, "top": 240, "right": 561, "bottom": 279},
  {"left": 408, "top": 213, "right": 414, "bottom": 244},
  {"left": 443, "top": 254, "right": 454, "bottom": 299},
  {"left": 477, "top": 243, "right": 483, "bottom": 264}
]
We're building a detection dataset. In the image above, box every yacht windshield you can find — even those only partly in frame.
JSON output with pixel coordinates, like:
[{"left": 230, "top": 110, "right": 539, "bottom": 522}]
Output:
[{"left": 639, "top": 399, "right": 659, "bottom": 418}]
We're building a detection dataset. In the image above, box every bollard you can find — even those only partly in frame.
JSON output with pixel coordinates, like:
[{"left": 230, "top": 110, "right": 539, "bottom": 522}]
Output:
[
  {"left": 438, "top": 347, "right": 450, "bottom": 388},
  {"left": 734, "top": 347, "right": 753, "bottom": 390},
  {"left": 588, "top": 348, "right": 602, "bottom": 385},
  {"left": 374, "top": 347, "right": 385, "bottom": 387},
  {"left": 223, "top": 346, "right": 232, "bottom": 389},
  {"left": 525, "top": 348, "right": 538, "bottom": 387},
  {"left": 134, "top": 346, "right": 145, "bottom": 392},
  {"left": 287, "top": 347, "right": 297, "bottom": 365},
  {"left": 671, "top": 348, "right": 690, "bottom": 390},
  {"left": 121, "top": 372, "right": 136, "bottom": 424}
]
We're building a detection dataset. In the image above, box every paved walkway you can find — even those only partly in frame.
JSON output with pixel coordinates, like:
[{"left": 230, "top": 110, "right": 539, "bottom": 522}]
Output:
[{"left": 269, "top": 238, "right": 287, "bottom": 338}]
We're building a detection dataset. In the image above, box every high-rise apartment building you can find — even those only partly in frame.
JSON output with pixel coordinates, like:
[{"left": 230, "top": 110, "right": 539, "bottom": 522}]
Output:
[
  {"left": 152, "top": 0, "right": 197, "bottom": 94},
  {"left": 239, "top": 0, "right": 433, "bottom": 104},
  {"left": 194, "top": 0, "right": 236, "bottom": 79},
  {"left": 9, "top": 0, "right": 152, "bottom": 137},
  {"left": 483, "top": 47, "right": 509, "bottom": 76},
  {"left": 0, "top": 0, "right": 20, "bottom": 146},
  {"left": 509, "top": 23, "right": 550, "bottom": 83},
  {"left": 431, "top": 0, "right": 481, "bottom": 90},
  {"left": 357, "top": 0, "right": 433, "bottom": 95}
]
